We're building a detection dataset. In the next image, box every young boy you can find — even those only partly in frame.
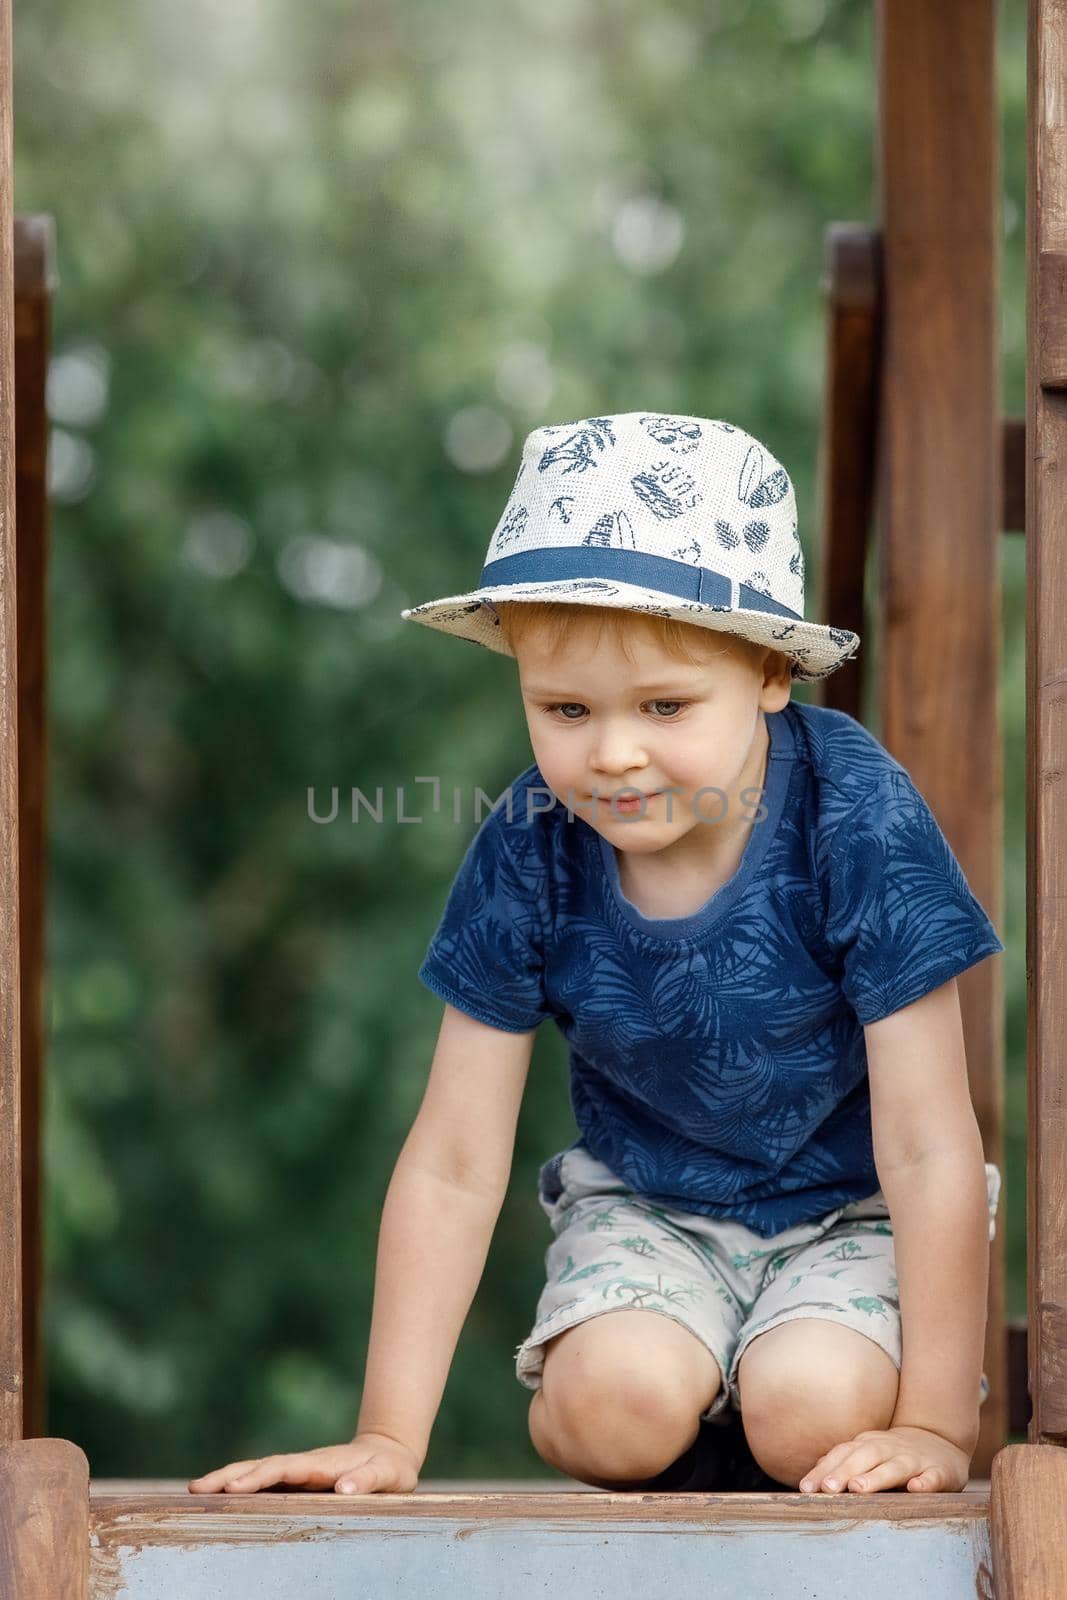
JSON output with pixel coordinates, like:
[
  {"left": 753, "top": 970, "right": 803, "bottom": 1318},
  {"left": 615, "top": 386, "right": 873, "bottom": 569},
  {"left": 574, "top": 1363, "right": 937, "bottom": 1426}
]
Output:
[{"left": 188, "top": 413, "right": 1003, "bottom": 1499}]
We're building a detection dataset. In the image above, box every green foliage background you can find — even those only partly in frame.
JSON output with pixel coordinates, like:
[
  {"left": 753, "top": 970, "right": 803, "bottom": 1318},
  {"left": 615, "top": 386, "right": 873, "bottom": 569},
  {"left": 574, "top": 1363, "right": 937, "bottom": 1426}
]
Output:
[{"left": 14, "top": 0, "right": 1028, "bottom": 1479}]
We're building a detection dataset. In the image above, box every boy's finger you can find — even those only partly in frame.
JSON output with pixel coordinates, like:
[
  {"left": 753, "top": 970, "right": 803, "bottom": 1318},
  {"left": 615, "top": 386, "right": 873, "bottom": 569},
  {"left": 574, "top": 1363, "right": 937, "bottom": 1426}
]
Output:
[
  {"left": 226, "top": 1456, "right": 284, "bottom": 1491},
  {"left": 187, "top": 1461, "right": 260, "bottom": 1493},
  {"left": 798, "top": 1442, "right": 860, "bottom": 1492},
  {"left": 845, "top": 1452, "right": 916, "bottom": 1493},
  {"left": 337, "top": 1456, "right": 380, "bottom": 1494},
  {"left": 816, "top": 1444, "right": 883, "bottom": 1492}
]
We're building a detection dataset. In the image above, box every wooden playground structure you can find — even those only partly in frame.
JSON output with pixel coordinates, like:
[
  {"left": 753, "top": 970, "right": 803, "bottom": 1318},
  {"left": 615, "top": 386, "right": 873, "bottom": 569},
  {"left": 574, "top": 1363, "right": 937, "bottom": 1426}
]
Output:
[{"left": 2, "top": 0, "right": 1066, "bottom": 1594}]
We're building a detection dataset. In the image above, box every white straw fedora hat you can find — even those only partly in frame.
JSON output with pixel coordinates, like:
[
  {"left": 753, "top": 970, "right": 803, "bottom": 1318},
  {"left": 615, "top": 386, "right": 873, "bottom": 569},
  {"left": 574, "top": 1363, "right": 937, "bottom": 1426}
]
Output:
[{"left": 400, "top": 412, "right": 860, "bottom": 683}]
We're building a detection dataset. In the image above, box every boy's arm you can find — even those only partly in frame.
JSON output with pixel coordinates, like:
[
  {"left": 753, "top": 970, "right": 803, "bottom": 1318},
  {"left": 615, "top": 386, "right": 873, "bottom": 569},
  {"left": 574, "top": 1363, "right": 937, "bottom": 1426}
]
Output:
[
  {"left": 354, "top": 1004, "right": 537, "bottom": 1465},
  {"left": 865, "top": 978, "right": 991, "bottom": 1455}
]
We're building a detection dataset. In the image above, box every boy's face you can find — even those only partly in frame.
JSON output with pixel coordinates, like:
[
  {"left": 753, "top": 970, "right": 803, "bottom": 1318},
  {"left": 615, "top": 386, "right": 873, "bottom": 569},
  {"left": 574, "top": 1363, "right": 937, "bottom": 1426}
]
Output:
[{"left": 515, "top": 618, "right": 792, "bottom": 861}]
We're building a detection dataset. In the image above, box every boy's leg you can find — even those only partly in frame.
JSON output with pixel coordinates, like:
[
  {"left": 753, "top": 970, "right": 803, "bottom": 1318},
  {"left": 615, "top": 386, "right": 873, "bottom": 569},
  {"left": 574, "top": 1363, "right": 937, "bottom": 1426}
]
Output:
[
  {"left": 527, "top": 1307, "right": 725, "bottom": 1489},
  {"left": 735, "top": 1316, "right": 900, "bottom": 1488},
  {"left": 723, "top": 1202, "right": 904, "bottom": 1488}
]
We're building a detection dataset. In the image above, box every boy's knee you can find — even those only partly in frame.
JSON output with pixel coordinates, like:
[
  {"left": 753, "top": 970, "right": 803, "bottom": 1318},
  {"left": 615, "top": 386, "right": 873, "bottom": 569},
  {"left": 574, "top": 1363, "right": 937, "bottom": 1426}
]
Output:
[
  {"left": 540, "top": 1312, "right": 724, "bottom": 1426},
  {"left": 527, "top": 1373, "right": 700, "bottom": 1487}
]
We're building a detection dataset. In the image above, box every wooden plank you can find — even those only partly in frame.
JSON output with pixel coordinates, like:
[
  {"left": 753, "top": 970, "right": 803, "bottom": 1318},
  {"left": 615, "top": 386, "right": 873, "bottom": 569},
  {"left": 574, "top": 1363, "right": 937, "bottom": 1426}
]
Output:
[
  {"left": 816, "top": 222, "right": 881, "bottom": 724},
  {"left": 13, "top": 214, "right": 55, "bottom": 1448},
  {"left": 874, "top": 0, "right": 1006, "bottom": 1476},
  {"left": 0, "top": 0, "right": 22, "bottom": 1449},
  {"left": 0, "top": 1439, "right": 88, "bottom": 1597},
  {"left": 87, "top": 1485, "right": 994, "bottom": 1600},
  {"left": 87, "top": 1475, "right": 995, "bottom": 1498},
  {"left": 1026, "top": 0, "right": 1067, "bottom": 1450},
  {"left": 990, "top": 1443, "right": 1067, "bottom": 1596},
  {"left": 1036, "top": 249, "right": 1067, "bottom": 388}
]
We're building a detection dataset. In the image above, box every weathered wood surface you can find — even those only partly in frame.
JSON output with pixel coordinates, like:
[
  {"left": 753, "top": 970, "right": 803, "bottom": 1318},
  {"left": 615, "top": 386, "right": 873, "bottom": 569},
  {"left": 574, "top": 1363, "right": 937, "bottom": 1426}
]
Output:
[
  {"left": 990, "top": 1443, "right": 1067, "bottom": 1597},
  {"left": 874, "top": 0, "right": 1006, "bottom": 1477},
  {"left": 85, "top": 1479, "right": 995, "bottom": 1600},
  {"left": 13, "top": 212, "right": 55, "bottom": 1450},
  {"left": 816, "top": 221, "right": 881, "bottom": 726},
  {"left": 0, "top": 1439, "right": 88, "bottom": 1598},
  {"left": 1026, "top": 0, "right": 1067, "bottom": 1453}
]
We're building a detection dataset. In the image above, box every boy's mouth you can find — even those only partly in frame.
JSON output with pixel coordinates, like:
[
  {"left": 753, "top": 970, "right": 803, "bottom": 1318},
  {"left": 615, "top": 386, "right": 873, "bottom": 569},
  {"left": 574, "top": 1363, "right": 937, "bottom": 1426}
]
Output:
[{"left": 600, "top": 789, "right": 664, "bottom": 808}]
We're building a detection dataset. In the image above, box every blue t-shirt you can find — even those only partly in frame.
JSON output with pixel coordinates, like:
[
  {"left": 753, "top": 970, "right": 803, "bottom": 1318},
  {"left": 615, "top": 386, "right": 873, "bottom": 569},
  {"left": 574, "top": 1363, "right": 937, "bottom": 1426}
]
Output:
[{"left": 416, "top": 700, "right": 1004, "bottom": 1238}]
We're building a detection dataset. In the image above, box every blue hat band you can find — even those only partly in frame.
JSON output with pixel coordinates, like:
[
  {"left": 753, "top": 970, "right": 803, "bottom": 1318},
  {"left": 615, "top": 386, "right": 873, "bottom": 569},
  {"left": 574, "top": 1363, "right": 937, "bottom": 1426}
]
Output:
[{"left": 479, "top": 547, "right": 803, "bottom": 622}]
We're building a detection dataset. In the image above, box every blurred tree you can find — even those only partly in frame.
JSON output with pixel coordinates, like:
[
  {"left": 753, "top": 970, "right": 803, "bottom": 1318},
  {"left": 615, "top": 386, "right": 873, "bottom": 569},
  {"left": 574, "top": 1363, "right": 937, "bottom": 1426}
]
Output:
[{"left": 13, "top": 0, "right": 1028, "bottom": 1478}]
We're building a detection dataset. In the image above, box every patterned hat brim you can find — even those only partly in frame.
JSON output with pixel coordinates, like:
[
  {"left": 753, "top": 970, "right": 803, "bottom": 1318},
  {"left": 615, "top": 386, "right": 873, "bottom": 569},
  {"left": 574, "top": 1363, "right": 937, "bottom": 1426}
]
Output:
[{"left": 400, "top": 579, "right": 860, "bottom": 685}]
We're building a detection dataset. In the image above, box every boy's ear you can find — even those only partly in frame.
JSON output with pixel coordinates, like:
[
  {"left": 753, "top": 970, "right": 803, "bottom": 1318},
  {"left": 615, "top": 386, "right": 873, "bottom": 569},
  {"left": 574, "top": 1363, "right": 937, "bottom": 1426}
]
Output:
[{"left": 760, "top": 646, "right": 793, "bottom": 709}]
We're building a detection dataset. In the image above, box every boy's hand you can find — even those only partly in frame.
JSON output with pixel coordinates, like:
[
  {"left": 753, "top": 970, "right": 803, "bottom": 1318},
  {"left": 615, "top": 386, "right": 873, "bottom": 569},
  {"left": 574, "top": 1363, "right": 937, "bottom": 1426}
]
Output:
[
  {"left": 797, "top": 1425, "right": 971, "bottom": 1494},
  {"left": 187, "top": 1432, "right": 421, "bottom": 1495}
]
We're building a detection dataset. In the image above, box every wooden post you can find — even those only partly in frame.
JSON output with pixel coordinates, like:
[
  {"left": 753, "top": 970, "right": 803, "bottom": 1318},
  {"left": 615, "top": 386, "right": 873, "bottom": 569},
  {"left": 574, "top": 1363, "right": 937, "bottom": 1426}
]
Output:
[
  {"left": 815, "top": 223, "right": 881, "bottom": 728},
  {"left": 874, "top": 0, "right": 1005, "bottom": 1474},
  {"left": 0, "top": 1439, "right": 88, "bottom": 1598},
  {"left": 1025, "top": 0, "right": 1067, "bottom": 1448},
  {"left": 0, "top": 0, "right": 23, "bottom": 1445},
  {"left": 15, "top": 214, "right": 56, "bottom": 1444}
]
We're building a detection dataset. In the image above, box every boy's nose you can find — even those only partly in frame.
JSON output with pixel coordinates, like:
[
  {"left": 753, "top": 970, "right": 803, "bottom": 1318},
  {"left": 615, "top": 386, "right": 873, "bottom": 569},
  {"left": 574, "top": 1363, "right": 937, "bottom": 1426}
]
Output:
[
  {"left": 591, "top": 761, "right": 652, "bottom": 787},
  {"left": 590, "top": 749, "right": 651, "bottom": 777}
]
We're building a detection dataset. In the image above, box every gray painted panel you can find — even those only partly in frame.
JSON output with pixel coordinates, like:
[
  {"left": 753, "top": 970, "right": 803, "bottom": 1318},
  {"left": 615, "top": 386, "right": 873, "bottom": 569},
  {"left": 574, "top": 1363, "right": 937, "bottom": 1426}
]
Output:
[{"left": 97, "top": 1512, "right": 993, "bottom": 1599}]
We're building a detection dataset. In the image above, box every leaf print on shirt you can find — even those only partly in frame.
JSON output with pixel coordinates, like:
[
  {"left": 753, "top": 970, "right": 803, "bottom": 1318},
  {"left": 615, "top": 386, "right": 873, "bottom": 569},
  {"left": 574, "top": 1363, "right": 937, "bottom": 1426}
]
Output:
[{"left": 822, "top": 769, "right": 1005, "bottom": 1025}]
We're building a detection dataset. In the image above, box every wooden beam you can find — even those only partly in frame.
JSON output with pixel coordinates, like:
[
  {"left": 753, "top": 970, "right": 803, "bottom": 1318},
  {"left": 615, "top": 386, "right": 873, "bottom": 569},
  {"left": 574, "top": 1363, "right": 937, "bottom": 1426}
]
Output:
[
  {"left": 0, "top": 1440, "right": 88, "bottom": 1597},
  {"left": 14, "top": 214, "right": 55, "bottom": 1447},
  {"left": 874, "top": 0, "right": 1005, "bottom": 1475},
  {"left": 1026, "top": 0, "right": 1067, "bottom": 1451},
  {"left": 816, "top": 222, "right": 881, "bottom": 724},
  {"left": 991, "top": 1443, "right": 1067, "bottom": 1595}
]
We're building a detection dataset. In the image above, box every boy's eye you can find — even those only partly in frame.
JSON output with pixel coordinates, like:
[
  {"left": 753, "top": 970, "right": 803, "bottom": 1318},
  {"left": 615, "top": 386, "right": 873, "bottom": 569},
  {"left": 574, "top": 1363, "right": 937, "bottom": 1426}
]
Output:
[{"left": 542, "top": 701, "right": 688, "bottom": 721}]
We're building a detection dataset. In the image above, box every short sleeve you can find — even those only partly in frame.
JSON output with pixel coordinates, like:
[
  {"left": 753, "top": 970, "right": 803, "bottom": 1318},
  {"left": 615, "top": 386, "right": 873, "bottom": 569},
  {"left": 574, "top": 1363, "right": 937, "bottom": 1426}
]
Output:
[
  {"left": 823, "top": 772, "right": 1005, "bottom": 1025},
  {"left": 417, "top": 807, "right": 551, "bottom": 1033}
]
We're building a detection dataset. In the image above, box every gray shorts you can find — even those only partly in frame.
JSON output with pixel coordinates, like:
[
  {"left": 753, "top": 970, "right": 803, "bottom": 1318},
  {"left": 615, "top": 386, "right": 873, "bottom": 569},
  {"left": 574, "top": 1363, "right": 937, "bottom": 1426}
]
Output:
[{"left": 515, "top": 1146, "right": 1001, "bottom": 1421}]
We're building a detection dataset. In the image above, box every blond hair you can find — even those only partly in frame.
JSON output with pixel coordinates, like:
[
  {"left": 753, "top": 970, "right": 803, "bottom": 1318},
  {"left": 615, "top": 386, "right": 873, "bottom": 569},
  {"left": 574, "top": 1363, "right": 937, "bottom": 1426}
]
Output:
[{"left": 491, "top": 600, "right": 785, "bottom": 673}]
